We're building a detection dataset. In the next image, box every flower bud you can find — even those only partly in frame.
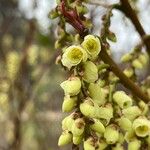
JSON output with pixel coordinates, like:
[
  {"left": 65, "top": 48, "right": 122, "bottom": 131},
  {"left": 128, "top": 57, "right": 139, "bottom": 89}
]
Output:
[
  {"left": 60, "top": 77, "right": 81, "bottom": 96},
  {"left": 73, "top": 135, "right": 83, "bottom": 145},
  {"left": 112, "top": 143, "right": 124, "bottom": 150},
  {"left": 82, "top": 61, "right": 98, "bottom": 83},
  {"left": 88, "top": 83, "right": 107, "bottom": 105},
  {"left": 96, "top": 139, "right": 107, "bottom": 150},
  {"left": 58, "top": 130, "right": 72, "bottom": 146},
  {"left": 132, "top": 117, "right": 150, "bottom": 137},
  {"left": 62, "top": 115, "right": 75, "bottom": 131},
  {"left": 132, "top": 59, "right": 143, "bottom": 69},
  {"left": 82, "top": 35, "right": 101, "bottom": 60},
  {"left": 61, "top": 45, "right": 87, "bottom": 69},
  {"left": 83, "top": 137, "right": 95, "bottom": 150},
  {"left": 104, "top": 124, "right": 119, "bottom": 144},
  {"left": 138, "top": 53, "right": 148, "bottom": 66},
  {"left": 125, "top": 129, "right": 136, "bottom": 143},
  {"left": 138, "top": 100, "right": 149, "bottom": 115},
  {"left": 113, "top": 91, "right": 132, "bottom": 109},
  {"left": 71, "top": 118, "right": 85, "bottom": 136},
  {"left": 90, "top": 119, "right": 105, "bottom": 134},
  {"left": 117, "top": 116, "right": 132, "bottom": 131},
  {"left": 80, "top": 98, "right": 98, "bottom": 118},
  {"left": 123, "top": 68, "right": 134, "bottom": 78},
  {"left": 62, "top": 95, "right": 77, "bottom": 112},
  {"left": 121, "top": 53, "right": 132, "bottom": 63},
  {"left": 98, "top": 104, "right": 113, "bottom": 123},
  {"left": 128, "top": 139, "right": 141, "bottom": 150},
  {"left": 122, "top": 106, "right": 141, "bottom": 121}
]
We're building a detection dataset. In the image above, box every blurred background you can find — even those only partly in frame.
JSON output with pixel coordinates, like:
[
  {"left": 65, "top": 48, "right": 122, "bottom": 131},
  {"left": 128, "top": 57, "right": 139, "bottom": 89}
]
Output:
[{"left": 0, "top": 0, "right": 150, "bottom": 150}]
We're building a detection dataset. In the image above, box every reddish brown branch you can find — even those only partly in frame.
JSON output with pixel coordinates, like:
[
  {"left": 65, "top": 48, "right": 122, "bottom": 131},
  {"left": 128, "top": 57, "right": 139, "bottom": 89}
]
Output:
[
  {"left": 99, "top": 46, "right": 150, "bottom": 102},
  {"left": 118, "top": 0, "right": 150, "bottom": 55}
]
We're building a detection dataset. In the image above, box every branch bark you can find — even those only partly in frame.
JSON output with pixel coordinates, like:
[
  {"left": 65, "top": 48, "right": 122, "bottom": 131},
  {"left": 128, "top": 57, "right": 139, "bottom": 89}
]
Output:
[
  {"left": 118, "top": 0, "right": 150, "bottom": 56},
  {"left": 100, "top": 45, "right": 150, "bottom": 102}
]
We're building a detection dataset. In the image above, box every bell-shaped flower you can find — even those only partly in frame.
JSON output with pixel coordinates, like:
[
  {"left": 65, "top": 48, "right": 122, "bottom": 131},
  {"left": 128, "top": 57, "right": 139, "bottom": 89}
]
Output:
[
  {"left": 132, "top": 117, "right": 150, "bottom": 137},
  {"left": 104, "top": 124, "right": 119, "bottom": 144},
  {"left": 122, "top": 106, "right": 141, "bottom": 121},
  {"left": 61, "top": 45, "right": 87, "bottom": 69},
  {"left": 113, "top": 91, "right": 132, "bottom": 109},
  {"left": 82, "top": 35, "right": 101, "bottom": 60}
]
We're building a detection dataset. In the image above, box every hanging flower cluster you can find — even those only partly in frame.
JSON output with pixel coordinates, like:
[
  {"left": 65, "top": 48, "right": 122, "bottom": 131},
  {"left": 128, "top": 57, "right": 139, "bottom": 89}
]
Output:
[
  {"left": 50, "top": 0, "right": 150, "bottom": 149},
  {"left": 58, "top": 34, "right": 150, "bottom": 150}
]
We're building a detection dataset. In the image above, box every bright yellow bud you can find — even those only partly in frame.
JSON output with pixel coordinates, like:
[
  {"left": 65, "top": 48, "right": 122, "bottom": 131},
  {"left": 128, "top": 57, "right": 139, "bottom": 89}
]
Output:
[
  {"left": 82, "top": 61, "right": 98, "bottom": 83},
  {"left": 112, "top": 143, "right": 124, "bottom": 150},
  {"left": 82, "top": 35, "right": 101, "bottom": 60},
  {"left": 125, "top": 129, "right": 136, "bottom": 143},
  {"left": 123, "top": 68, "right": 134, "bottom": 78},
  {"left": 60, "top": 77, "right": 81, "bottom": 96},
  {"left": 61, "top": 45, "right": 87, "bottom": 69},
  {"left": 96, "top": 139, "right": 107, "bottom": 150},
  {"left": 113, "top": 91, "right": 132, "bottom": 109}
]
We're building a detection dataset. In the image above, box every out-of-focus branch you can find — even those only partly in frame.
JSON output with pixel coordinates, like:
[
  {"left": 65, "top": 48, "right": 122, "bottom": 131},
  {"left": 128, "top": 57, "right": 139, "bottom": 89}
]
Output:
[
  {"left": 116, "top": 0, "right": 150, "bottom": 56},
  {"left": 10, "top": 19, "right": 36, "bottom": 150}
]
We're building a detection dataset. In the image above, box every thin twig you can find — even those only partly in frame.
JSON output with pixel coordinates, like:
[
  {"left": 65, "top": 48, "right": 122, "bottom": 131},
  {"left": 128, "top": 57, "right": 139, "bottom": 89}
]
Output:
[{"left": 88, "top": 0, "right": 112, "bottom": 8}]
